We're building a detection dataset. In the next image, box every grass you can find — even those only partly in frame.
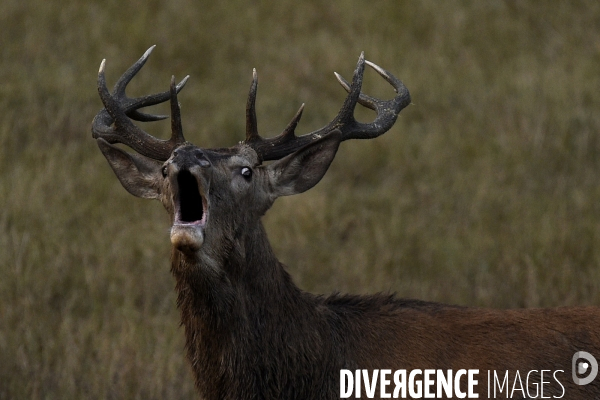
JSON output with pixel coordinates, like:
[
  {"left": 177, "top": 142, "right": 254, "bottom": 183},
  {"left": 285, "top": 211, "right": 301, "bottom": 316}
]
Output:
[{"left": 1, "top": 0, "right": 600, "bottom": 398}]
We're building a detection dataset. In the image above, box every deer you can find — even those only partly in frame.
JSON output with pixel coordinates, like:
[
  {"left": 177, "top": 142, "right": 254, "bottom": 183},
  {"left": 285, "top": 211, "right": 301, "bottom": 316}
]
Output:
[{"left": 91, "top": 46, "right": 600, "bottom": 399}]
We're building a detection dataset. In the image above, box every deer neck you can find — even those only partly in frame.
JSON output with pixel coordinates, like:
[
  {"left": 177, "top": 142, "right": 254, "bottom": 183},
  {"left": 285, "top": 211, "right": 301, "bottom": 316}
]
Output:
[
  {"left": 170, "top": 219, "right": 302, "bottom": 332},
  {"left": 170, "top": 219, "right": 319, "bottom": 393}
]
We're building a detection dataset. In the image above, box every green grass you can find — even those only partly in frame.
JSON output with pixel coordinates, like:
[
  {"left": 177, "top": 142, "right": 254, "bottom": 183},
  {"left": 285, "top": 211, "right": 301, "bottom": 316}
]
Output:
[{"left": 2, "top": 0, "right": 600, "bottom": 398}]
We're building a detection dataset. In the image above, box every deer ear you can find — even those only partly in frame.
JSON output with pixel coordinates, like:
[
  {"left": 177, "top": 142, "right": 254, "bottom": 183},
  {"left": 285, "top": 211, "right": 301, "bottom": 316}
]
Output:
[
  {"left": 267, "top": 130, "right": 342, "bottom": 198},
  {"left": 97, "top": 138, "right": 163, "bottom": 199}
]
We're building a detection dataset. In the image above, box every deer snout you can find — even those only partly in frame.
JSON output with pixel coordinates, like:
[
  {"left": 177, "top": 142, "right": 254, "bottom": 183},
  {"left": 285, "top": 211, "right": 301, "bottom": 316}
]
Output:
[
  {"left": 171, "top": 146, "right": 212, "bottom": 170},
  {"left": 167, "top": 150, "right": 210, "bottom": 256}
]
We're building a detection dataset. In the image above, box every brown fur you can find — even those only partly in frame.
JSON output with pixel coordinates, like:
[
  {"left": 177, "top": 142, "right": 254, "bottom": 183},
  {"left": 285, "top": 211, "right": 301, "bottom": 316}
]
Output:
[
  {"left": 99, "top": 141, "right": 600, "bottom": 399},
  {"left": 93, "top": 50, "right": 600, "bottom": 399}
]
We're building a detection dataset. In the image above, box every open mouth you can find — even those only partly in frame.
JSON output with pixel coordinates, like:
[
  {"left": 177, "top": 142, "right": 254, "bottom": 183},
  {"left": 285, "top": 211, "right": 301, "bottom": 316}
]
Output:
[
  {"left": 171, "top": 169, "right": 208, "bottom": 252},
  {"left": 175, "top": 170, "right": 206, "bottom": 225}
]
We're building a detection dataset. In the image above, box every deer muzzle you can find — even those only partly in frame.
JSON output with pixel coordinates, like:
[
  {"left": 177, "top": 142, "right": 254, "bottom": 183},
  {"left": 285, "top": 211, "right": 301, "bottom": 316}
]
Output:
[{"left": 169, "top": 162, "right": 209, "bottom": 254}]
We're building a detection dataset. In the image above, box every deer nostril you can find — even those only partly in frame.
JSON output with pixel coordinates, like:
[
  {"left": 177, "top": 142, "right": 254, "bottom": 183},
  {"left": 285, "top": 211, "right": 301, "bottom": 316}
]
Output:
[{"left": 194, "top": 150, "right": 211, "bottom": 168}]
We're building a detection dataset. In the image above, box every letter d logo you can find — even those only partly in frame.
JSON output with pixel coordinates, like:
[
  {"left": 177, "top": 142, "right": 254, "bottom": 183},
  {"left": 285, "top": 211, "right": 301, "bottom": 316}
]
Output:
[{"left": 572, "top": 351, "right": 598, "bottom": 385}]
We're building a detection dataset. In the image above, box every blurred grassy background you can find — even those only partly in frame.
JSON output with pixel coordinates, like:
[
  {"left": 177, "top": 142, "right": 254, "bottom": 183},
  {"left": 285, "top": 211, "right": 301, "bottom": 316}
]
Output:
[{"left": 1, "top": 0, "right": 600, "bottom": 398}]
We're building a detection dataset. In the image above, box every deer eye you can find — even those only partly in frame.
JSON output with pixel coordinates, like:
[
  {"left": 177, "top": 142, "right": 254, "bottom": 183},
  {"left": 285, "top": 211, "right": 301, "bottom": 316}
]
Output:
[{"left": 240, "top": 167, "right": 252, "bottom": 180}]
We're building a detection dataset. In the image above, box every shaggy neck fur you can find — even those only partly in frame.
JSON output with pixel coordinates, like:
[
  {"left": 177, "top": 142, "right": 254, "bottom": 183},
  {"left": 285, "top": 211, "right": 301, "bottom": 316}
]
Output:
[{"left": 170, "top": 220, "right": 342, "bottom": 399}]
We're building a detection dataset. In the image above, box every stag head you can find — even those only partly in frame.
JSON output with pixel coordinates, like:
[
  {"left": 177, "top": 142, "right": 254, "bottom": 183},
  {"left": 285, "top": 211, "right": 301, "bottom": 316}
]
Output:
[{"left": 92, "top": 46, "right": 410, "bottom": 258}]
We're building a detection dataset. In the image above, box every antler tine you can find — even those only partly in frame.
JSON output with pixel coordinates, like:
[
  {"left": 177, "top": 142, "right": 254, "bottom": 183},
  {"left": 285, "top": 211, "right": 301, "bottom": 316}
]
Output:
[
  {"left": 312, "top": 52, "right": 411, "bottom": 141},
  {"left": 170, "top": 75, "right": 186, "bottom": 144},
  {"left": 112, "top": 46, "right": 156, "bottom": 107},
  {"left": 245, "top": 69, "right": 260, "bottom": 142},
  {"left": 334, "top": 51, "right": 366, "bottom": 123},
  {"left": 281, "top": 103, "right": 305, "bottom": 139},
  {"left": 243, "top": 67, "right": 306, "bottom": 160},
  {"left": 126, "top": 76, "right": 189, "bottom": 122},
  {"left": 245, "top": 53, "right": 411, "bottom": 161},
  {"left": 335, "top": 60, "right": 411, "bottom": 125},
  {"left": 109, "top": 46, "right": 165, "bottom": 122},
  {"left": 91, "top": 46, "right": 189, "bottom": 161},
  {"left": 241, "top": 103, "right": 306, "bottom": 161}
]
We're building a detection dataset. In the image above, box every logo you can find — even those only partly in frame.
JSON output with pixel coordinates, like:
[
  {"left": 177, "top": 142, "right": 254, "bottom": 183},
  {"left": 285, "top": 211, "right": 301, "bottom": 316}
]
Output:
[{"left": 572, "top": 351, "right": 598, "bottom": 386}]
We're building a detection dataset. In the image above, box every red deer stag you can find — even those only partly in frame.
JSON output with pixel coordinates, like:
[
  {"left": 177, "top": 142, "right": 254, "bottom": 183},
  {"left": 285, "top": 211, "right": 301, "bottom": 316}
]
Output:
[{"left": 92, "top": 47, "right": 600, "bottom": 399}]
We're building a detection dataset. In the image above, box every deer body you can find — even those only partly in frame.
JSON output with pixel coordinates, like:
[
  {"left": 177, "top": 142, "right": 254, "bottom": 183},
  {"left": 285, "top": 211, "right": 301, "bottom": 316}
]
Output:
[
  {"left": 171, "top": 213, "right": 600, "bottom": 398},
  {"left": 92, "top": 47, "right": 600, "bottom": 399}
]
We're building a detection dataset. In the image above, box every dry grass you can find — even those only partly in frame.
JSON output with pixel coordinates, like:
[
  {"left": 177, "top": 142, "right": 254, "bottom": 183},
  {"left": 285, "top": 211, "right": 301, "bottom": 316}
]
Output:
[{"left": 2, "top": 0, "right": 600, "bottom": 398}]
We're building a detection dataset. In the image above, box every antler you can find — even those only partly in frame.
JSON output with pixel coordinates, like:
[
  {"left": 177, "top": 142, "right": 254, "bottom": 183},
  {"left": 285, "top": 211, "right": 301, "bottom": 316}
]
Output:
[
  {"left": 244, "top": 52, "right": 411, "bottom": 162},
  {"left": 91, "top": 46, "right": 189, "bottom": 161}
]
